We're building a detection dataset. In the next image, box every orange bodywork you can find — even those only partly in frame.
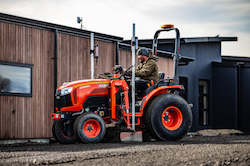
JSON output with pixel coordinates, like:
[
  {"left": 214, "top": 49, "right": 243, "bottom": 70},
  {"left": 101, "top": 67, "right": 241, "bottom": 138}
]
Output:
[
  {"left": 53, "top": 77, "right": 184, "bottom": 128},
  {"left": 110, "top": 79, "right": 129, "bottom": 120},
  {"left": 57, "top": 79, "right": 110, "bottom": 112},
  {"left": 140, "top": 85, "right": 184, "bottom": 113},
  {"left": 121, "top": 85, "right": 184, "bottom": 127}
]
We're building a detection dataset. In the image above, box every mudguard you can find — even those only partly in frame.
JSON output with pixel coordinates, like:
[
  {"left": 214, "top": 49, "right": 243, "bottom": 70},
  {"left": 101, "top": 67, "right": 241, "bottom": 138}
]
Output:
[{"left": 140, "top": 85, "right": 184, "bottom": 113}]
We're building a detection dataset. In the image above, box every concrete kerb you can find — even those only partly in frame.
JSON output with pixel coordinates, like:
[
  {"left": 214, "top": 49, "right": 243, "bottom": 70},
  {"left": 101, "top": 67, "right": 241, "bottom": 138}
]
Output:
[{"left": 0, "top": 138, "right": 50, "bottom": 145}]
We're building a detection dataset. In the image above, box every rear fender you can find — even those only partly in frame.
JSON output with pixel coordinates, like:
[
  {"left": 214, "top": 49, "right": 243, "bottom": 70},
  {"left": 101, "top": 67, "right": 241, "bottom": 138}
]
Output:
[{"left": 140, "top": 85, "right": 184, "bottom": 112}]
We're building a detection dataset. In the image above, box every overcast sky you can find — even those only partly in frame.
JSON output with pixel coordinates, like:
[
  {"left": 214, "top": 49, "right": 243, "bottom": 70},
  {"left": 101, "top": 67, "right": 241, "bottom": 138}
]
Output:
[{"left": 0, "top": 0, "right": 249, "bottom": 57}]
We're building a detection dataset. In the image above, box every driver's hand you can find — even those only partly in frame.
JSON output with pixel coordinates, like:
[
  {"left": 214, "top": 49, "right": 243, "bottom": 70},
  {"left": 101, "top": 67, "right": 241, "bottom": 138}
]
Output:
[
  {"left": 113, "top": 65, "right": 123, "bottom": 74},
  {"left": 124, "top": 71, "right": 131, "bottom": 76}
]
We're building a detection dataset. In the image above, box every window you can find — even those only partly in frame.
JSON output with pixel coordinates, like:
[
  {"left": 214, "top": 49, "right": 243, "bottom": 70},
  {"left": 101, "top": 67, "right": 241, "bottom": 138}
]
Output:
[
  {"left": 199, "top": 79, "right": 209, "bottom": 126},
  {"left": 0, "top": 62, "right": 32, "bottom": 97}
]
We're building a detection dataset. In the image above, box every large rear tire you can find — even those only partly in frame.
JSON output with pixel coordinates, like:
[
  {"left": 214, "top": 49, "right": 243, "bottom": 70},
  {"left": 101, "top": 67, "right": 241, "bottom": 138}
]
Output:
[
  {"left": 146, "top": 94, "right": 192, "bottom": 141},
  {"left": 74, "top": 112, "right": 106, "bottom": 143},
  {"left": 53, "top": 119, "right": 77, "bottom": 144}
]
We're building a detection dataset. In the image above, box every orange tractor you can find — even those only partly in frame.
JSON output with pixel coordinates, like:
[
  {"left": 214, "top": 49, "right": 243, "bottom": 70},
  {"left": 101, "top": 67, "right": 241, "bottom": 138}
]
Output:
[{"left": 51, "top": 24, "right": 192, "bottom": 144}]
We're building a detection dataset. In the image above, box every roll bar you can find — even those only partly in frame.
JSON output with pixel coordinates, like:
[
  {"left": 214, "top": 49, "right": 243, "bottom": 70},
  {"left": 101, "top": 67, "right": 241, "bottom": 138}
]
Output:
[{"left": 152, "top": 25, "right": 180, "bottom": 82}]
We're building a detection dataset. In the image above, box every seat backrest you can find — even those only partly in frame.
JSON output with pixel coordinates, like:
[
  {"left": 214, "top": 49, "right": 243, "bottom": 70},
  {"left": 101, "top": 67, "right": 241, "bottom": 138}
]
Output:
[{"left": 145, "top": 73, "right": 166, "bottom": 96}]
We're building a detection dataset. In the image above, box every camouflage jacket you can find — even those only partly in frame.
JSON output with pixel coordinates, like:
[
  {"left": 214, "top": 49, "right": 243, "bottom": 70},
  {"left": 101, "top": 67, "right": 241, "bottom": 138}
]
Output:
[{"left": 135, "top": 55, "right": 159, "bottom": 83}]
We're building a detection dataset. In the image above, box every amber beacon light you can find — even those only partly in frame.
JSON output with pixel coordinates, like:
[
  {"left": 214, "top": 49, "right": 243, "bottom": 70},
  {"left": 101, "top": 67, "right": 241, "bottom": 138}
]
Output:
[{"left": 161, "top": 24, "right": 174, "bottom": 29}]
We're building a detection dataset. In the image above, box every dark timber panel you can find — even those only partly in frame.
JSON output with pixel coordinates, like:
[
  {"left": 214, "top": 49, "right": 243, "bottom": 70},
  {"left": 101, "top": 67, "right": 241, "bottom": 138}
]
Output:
[
  {"left": 57, "top": 33, "right": 116, "bottom": 85},
  {"left": 119, "top": 48, "right": 132, "bottom": 68},
  {"left": 0, "top": 20, "right": 118, "bottom": 139},
  {"left": 0, "top": 22, "right": 54, "bottom": 139}
]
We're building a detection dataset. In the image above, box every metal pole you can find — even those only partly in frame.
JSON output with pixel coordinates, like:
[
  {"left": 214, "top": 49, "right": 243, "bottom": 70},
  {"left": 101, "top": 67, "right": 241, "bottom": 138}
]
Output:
[
  {"left": 90, "top": 33, "right": 94, "bottom": 79},
  {"left": 173, "top": 28, "right": 180, "bottom": 83},
  {"left": 131, "top": 23, "right": 136, "bottom": 131}
]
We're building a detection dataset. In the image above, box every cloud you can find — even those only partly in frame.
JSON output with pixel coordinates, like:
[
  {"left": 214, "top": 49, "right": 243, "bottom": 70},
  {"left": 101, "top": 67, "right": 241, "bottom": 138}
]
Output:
[
  {"left": 142, "top": 0, "right": 250, "bottom": 31},
  {"left": 0, "top": 0, "right": 249, "bottom": 56},
  {"left": 222, "top": 32, "right": 250, "bottom": 57}
]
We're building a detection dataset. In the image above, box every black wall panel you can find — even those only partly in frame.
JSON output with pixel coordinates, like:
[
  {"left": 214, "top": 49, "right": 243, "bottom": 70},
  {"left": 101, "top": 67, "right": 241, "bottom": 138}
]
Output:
[
  {"left": 238, "top": 66, "right": 250, "bottom": 131},
  {"left": 212, "top": 65, "right": 238, "bottom": 129}
]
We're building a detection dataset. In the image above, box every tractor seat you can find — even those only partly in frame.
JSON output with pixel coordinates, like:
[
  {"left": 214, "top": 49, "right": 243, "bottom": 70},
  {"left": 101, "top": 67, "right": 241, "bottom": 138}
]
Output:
[{"left": 145, "top": 72, "right": 166, "bottom": 95}]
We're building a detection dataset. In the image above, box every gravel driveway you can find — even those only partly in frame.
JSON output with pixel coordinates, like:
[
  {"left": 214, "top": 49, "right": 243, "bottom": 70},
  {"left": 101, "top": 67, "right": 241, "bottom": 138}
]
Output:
[{"left": 0, "top": 130, "right": 249, "bottom": 166}]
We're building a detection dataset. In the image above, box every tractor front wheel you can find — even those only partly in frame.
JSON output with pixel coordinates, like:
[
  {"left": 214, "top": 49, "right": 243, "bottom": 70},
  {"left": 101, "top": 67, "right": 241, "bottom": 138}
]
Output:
[
  {"left": 52, "top": 119, "right": 77, "bottom": 144},
  {"left": 74, "top": 112, "right": 106, "bottom": 143},
  {"left": 146, "top": 94, "right": 192, "bottom": 141}
]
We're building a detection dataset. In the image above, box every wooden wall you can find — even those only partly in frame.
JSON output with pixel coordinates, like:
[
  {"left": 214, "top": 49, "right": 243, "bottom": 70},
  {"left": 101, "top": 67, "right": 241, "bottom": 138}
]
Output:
[
  {"left": 57, "top": 33, "right": 116, "bottom": 85},
  {"left": 57, "top": 33, "right": 90, "bottom": 84},
  {"left": 158, "top": 56, "right": 174, "bottom": 78},
  {"left": 0, "top": 22, "right": 54, "bottom": 139},
  {"left": 0, "top": 21, "right": 117, "bottom": 139},
  {"left": 119, "top": 48, "right": 133, "bottom": 68}
]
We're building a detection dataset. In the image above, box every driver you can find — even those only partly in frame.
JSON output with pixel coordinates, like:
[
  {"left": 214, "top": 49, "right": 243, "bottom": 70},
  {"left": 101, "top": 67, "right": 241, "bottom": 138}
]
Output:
[
  {"left": 114, "top": 48, "right": 159, "bottom": 83},
  {"left": 134, "top": 48, "right": 159, "bottom": 83}
]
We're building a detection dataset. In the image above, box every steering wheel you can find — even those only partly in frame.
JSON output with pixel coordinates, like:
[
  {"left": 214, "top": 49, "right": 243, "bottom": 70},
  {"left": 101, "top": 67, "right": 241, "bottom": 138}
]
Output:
[
  {"left": 124, "top": 65, "right": 133, "bottom": 73},
  {"left": 97, "top": 72, "right": 113, "bottom": 79},
  {"left": 97, "top": 65, "right": 134, "bottom": 80},
  {"left": 122, "top": 65, "right": 133, "bottom": 80},
  {"left": 123, "top": 65, "right": 133, "bottom": 75}
]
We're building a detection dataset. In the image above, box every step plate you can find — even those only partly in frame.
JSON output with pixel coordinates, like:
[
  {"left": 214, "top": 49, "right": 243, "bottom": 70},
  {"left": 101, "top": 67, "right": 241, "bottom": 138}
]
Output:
[{"left": 120, "top": 131, "right": 143, "bottom": 142}]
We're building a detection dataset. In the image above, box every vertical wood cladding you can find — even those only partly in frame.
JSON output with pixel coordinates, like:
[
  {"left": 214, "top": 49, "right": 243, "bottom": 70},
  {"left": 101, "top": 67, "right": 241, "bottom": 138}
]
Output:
[
  {"left": 158, "top": 56, "right": 174, "bottom": 78},
  {"left": 0, "top": 22, "right": 117, "bottom": 139},
  {"left": 0, "top": 22, "right": 54, "bottom": 139},
  {"left": 119, "top": 48, "right": 133, "bottom": 68},
  {"left": 57, "top": 33, "right": 116, "bottom": 85}
]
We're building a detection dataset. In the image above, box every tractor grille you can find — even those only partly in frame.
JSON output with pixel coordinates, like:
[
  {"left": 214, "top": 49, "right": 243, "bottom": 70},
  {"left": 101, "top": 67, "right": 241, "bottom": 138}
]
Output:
[{"left": 55, "top": 93, "right": 73, "bottom": 108}]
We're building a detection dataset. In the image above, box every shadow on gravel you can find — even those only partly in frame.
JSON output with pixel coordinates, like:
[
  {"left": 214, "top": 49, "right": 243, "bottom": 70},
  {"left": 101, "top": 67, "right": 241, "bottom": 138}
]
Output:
[
  {"left": 1, "top": 135, "right": 249, "bottom": 153},
  {"left": 148, "top": 135, "right": 250, "bottom": 145}
]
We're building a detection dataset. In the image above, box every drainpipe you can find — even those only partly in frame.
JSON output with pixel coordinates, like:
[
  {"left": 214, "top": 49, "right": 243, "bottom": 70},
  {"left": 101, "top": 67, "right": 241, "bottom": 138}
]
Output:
[
  {"left": 115, "top": 41, "right": 119, "bottom": 65},
  {"left": 54, "top": 29, "right": 58, "bottom": 112},
  {"left": 90, "top": 33, "right": 95, "bottom": 79}
]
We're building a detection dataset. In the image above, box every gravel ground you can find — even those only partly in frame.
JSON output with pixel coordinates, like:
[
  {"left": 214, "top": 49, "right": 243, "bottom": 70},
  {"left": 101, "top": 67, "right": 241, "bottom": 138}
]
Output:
[{"left": 0, "top": 130, "right": 249, "bottom": 166}]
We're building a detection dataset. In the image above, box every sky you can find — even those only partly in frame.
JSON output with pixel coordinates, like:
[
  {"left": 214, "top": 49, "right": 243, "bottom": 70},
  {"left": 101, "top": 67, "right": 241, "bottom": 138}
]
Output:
[{"left": 0, "top": 0, "right": 249, "bottom": 57}]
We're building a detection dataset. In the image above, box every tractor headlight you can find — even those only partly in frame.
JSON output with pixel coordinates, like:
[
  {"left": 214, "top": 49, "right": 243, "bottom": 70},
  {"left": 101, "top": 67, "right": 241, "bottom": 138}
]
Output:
[{"left": 60, "top": 87, "right": 73, "bottom": 96}]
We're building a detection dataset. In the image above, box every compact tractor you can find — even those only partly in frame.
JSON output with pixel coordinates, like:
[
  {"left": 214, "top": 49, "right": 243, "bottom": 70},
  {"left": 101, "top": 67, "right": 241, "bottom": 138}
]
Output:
[{"left": 51, "top": 24, "right": 192, "bottom": 144}]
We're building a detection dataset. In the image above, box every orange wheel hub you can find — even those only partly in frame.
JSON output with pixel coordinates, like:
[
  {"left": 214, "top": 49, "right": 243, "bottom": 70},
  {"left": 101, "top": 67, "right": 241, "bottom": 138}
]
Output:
[
  {"left": 83, "top": 119, "right": 101, "bottom": 138},
  {"left": 161, "top": 106, "right": 183, "bottom": 130}
]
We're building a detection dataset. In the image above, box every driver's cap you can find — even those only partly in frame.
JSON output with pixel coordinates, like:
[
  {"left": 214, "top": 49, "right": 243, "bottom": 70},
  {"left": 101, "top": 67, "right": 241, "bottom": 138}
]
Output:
[{"left": 136, "top": 48, "right": 149, "bottom": 57}]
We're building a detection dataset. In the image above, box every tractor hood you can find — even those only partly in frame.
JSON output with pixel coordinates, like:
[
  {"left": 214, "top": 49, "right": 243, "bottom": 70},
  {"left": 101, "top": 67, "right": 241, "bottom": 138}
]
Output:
[{"left": 58, "top": 79, "right": 110, "bottom": 90}]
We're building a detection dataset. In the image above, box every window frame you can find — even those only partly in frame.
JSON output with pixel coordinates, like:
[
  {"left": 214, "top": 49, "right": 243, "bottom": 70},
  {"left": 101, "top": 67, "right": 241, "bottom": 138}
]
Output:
[
  {"left": 0, "top": 61, "right": 33, "bottom": 97},
  {"left": 198, "top": 79, "right": 210, "bottom": 126}
]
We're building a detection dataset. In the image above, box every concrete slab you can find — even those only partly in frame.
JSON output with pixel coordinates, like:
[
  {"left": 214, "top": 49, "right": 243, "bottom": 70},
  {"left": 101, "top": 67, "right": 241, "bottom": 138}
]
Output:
[
  {"left": 0, "top": 139, "right": 50, "bottom": 145},
  {"left": 0, "top": 139, "right": 28, "bottom": 145},
  {"left": 120, "top": 131, "right": 143, "bottom": 142}
]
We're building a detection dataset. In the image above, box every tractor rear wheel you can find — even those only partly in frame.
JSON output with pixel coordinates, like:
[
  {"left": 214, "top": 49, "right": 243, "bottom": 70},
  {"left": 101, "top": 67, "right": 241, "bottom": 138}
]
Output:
[
  {"left": 146, "top": 94, "right": 192, "bottom": 141},
  {"left": 74, "top": 112, "right": 106, "bottom": 143},
  {"left": 52, "top": 119, "right": 77, "bottom": 144}
]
